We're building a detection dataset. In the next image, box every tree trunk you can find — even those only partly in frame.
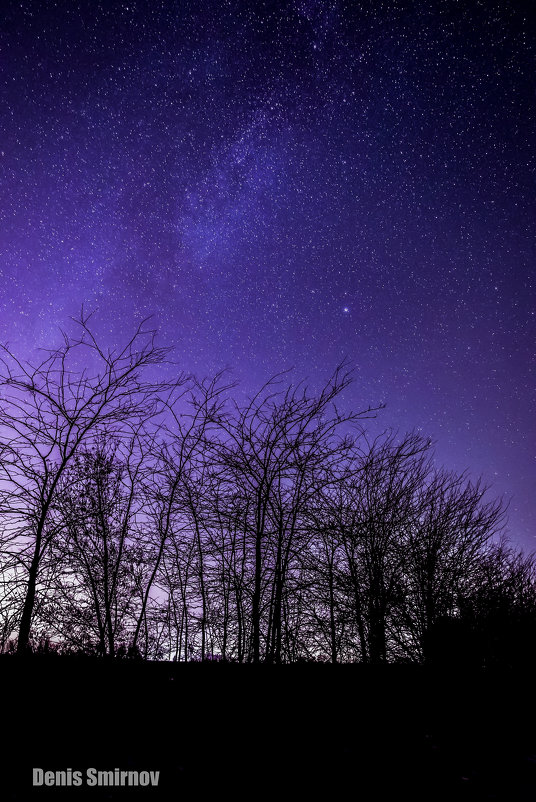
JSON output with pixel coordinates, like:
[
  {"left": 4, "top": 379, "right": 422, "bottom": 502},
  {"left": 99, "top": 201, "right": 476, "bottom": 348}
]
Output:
[
  {"left": 251, "top": 528, "right": 262, "bottom": 663},
  {"left": 328, "top": 561, "right": 338, "bottom": 664},
  {"left": 17, "top": 519, "right": 45, "bottom": 653}
]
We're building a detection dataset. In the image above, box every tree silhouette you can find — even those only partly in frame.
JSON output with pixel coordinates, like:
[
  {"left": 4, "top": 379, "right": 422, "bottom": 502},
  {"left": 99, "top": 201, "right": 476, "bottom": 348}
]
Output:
[
  {"left": 0, "top": 312, "right": 182, "bottom": 653},
  {"left": 44, "top": 441, "right": 141, "bottom": 655},
  {"left": 0, "top": 315, "right": 531, "bottom": 666},
  {"left": 208, "top": 366, "right": 378, "bottom": 662}
]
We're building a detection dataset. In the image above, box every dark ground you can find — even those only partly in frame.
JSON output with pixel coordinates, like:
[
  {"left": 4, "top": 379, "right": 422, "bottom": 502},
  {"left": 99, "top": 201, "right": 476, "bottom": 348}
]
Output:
[{"left": 2, "top": 656, "right": 536, "bottom": 801}]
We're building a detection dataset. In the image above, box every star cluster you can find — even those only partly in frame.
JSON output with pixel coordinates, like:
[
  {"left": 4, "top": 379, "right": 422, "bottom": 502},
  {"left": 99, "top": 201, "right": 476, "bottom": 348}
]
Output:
[{"left": 0, "top": 0, "right": 534, "bottom": 544}]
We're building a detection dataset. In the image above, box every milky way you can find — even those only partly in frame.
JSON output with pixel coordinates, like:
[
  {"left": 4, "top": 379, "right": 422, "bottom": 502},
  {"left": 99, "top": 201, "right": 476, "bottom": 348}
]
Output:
[{"left": 0, "top": 0, "right": 534, "bottom": 545}]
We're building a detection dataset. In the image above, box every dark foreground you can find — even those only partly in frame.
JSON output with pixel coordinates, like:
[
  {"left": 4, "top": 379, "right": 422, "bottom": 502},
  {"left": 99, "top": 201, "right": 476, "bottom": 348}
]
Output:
[{"left": 2, "top": 656, "right": 536, "bottom": 801}]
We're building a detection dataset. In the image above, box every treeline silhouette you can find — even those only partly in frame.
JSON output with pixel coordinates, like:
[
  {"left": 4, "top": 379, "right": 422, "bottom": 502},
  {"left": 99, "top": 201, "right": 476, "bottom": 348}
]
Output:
[{"left": 1, "top": 313, "right": 535, "bottom": 666}]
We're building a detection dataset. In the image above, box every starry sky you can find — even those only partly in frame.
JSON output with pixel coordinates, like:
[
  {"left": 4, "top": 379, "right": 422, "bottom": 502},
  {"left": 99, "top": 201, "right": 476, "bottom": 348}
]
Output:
[{"left": 0, "top": 0, "right": 534, "bottom": 546}]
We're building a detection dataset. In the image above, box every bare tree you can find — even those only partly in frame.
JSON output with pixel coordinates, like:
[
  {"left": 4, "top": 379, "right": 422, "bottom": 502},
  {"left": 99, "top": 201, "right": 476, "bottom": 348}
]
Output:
[
  {"left": 311, "top": 433, "right": 432, "bottom": 663},
  {"left": 210, "top": 366, "right": 378, "bottom": 663},
  {"left": 398, "top": 470, "right": 506, "bottom": 662},
  {"left": 43, "top": 439, "right": 144, "bottom": 655},
  {"left": 0, "top": 311, "right": 181, "bottom": 653},
  {"left": 129, "top": 373, "right": 229, "bottom": 658}
]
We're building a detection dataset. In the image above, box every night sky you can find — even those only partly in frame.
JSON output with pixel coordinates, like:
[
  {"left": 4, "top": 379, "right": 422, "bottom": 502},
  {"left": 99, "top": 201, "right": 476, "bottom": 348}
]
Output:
[{"left": 0, "top": 1, "right": 534, "bottom": 546}]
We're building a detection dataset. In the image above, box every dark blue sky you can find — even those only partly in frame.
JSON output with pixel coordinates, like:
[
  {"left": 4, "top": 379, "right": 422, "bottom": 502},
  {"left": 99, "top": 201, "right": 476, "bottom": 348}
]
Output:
[{"left": 0, "top": 0, "right": 534, "bottom": 546}]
